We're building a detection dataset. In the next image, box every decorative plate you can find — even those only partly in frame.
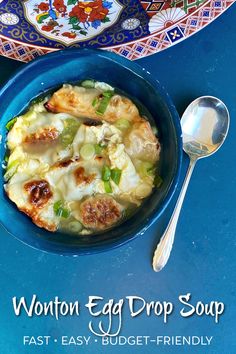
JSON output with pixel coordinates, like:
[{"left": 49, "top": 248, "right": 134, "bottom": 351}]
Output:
[{"left": 0, "top": 0, "right": 234, "bottom": 61}]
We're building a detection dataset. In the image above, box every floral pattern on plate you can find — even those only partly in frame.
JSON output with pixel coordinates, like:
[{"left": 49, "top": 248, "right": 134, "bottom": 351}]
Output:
[{"left": 24, "top": 0, "right": 123, "bottom": 43}]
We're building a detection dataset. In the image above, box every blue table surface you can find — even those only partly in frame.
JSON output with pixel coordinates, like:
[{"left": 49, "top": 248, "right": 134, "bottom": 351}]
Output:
[{"left": 0, "top": 5, "right": 236, "bottom": 354}]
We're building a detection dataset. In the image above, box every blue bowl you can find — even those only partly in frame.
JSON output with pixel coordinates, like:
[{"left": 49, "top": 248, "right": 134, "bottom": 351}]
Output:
[{"left": 0, "top": 49, "right": 182, "bottom": 255}]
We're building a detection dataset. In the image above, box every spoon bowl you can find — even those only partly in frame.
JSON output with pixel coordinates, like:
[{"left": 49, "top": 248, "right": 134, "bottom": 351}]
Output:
[
  {"left": 181, "top": 96, "right": 229, "bottom": 159},
  {"left": 153, "top": 95, "right": 230, "bottom": 272}
]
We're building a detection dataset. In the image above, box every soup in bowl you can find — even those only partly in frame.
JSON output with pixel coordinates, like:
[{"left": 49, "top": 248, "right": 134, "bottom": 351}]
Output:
[
  {"left": 5, "top": 80, "right": 161, "bottom": 235},
  {"left": 0, "top": 49, "right": 182, "bottom": 254}
]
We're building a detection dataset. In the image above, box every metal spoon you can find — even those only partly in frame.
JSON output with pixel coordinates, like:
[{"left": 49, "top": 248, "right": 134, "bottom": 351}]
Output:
[{"left": 152, "top": 96, "right": 230, "bottom": 272}]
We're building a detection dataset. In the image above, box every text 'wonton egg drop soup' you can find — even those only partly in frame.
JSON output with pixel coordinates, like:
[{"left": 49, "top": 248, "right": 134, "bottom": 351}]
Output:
[{"left": 4, "top": 80, "right": 162, "bottom": 235}]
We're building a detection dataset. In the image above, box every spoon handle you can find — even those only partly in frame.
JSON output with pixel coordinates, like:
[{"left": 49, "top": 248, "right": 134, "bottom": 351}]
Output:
[{"left": 152, "top": 158, "right": 196, "bottom": 272}]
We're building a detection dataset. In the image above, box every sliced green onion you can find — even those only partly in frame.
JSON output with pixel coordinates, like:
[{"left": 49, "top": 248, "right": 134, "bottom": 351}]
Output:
[
  {"left": 104, "top": 180, "right": 112, "bottom": 193},
  {"left": 6, "top": 117, "right": 17, "bottom": 131},
  {"left": 96, "top": 95, "right": 113, "bottom": 115},
  {"left": 102, "top": 165, "right": 111, "bottom": 181},
  {"left": 92, "top": 97, "right": 99, "bottom": 107},
  {"left": 93, "top": 91, "right": 114, "bottom": 114},
  {"left": 4, "top": 160, "right": 19, "bottom": 181},
  {"left": 64, "top": 118, "right": 79, "bottom": 129},
  {"left": 53, "top": 200, "right": 61, "bottom": 214},
  {"left": 61, "top": 118, "right": 80, "bottom": 147},
  {"left": 61, "top": 208, "right": 70, "bottom": 218},
  {"left": 154, "top": 175, "right": 163, "bottom": 188},
  {"left": 53, "top": 200, "right": 70, "bottom": 218},
  {"left": 102, "top": 90, "right": 114, "bottom": 98},
  {"left": 114, "top": 118, "right": 130, "bottom": 131},
  {"left": 81, "top": 80, "right": 95, "bottom": 88},
  {"left": 80, "top": 143, "right": 95, "bottom": 160},
  {"left": 111, "top": 168, "right": 122, "bottom": 185},
  {"left": 6, "top": 160, "right": 18, "bottom": 171},
  {"left": 94, "top": 143, "right": 105, "bottom": 155},
  {"left": 68, "top": 221, "right": 83, "bottom": 233},
  {"left": 61, "top": 133, "right": 72, "bottom": 148}
]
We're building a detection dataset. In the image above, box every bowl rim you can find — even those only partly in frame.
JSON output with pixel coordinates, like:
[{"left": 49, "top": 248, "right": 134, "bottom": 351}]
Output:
[{"left": 0, "top": 48, "right": 183, "bottom": 255}]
